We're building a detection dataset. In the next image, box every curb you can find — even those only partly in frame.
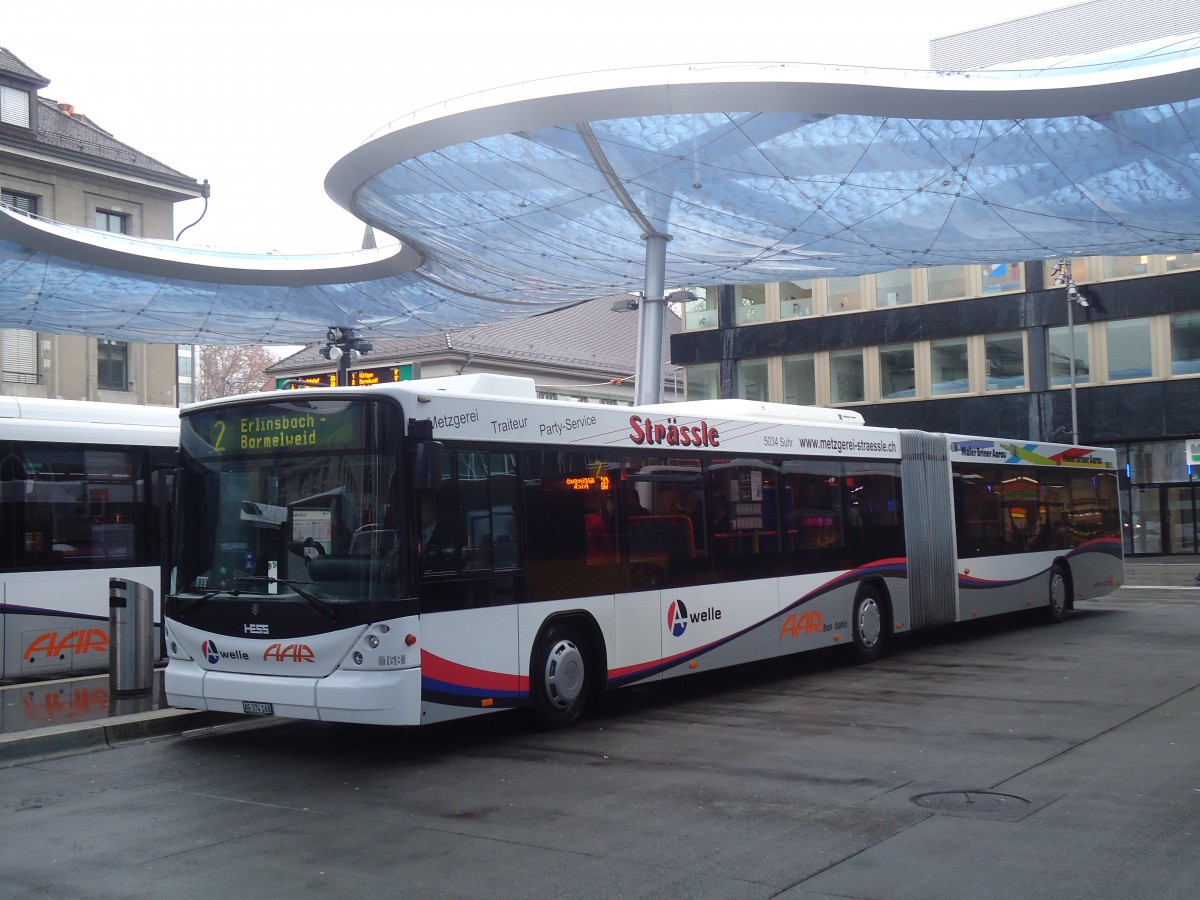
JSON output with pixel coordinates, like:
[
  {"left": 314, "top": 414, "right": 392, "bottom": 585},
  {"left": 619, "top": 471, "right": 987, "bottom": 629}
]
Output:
[{"left": 0, "top": 708, "right": 234, "bottom": 767}]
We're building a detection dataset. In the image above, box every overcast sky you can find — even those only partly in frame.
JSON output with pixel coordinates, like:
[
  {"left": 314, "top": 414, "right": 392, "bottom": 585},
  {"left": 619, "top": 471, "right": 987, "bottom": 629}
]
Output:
[{"left": 7, "top": 0, "right": 1070, "bottom": 255}]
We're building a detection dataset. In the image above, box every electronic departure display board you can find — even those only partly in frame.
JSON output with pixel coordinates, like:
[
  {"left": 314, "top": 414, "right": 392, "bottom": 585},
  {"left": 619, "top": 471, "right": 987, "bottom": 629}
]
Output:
[{"left": 277, "top": 363, "right": 419, "bottom": 390}]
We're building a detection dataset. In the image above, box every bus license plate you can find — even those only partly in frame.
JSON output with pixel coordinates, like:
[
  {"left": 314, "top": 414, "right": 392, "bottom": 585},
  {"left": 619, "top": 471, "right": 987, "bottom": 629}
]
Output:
[{"left": 242, "top": 701, "right": 274, "bottom": 716}]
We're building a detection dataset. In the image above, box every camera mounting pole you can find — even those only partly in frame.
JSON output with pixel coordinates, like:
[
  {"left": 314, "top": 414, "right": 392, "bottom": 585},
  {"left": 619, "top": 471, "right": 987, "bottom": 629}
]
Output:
[{"left": 319, "top": 327, "right": 374, "bottom": 386}]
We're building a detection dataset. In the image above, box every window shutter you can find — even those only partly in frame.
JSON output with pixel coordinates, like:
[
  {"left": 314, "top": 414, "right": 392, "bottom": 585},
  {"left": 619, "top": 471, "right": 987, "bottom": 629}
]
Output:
[
  {"left": 2, "top": 329, "right": 38, "bottom": 382},
  {"left": 1, "top": 190, "right": 38, "bottom": 215},
  {"left": 0, "top": 86, "right": 30, "bottom": 128}
]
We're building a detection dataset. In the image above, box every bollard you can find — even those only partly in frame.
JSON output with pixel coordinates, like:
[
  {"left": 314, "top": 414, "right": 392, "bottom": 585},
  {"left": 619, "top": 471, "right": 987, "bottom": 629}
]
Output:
[{"left": 109, "top": 578, "right": 154, "bottom": 694}]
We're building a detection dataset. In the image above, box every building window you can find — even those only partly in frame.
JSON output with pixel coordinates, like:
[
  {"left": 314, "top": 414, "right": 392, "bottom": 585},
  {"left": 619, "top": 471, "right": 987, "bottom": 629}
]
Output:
[
  {"left": 985, "top": 332, "right": 1026, "bottom": 391},
  {"left": 1, "top": 189, "right": 38, "bottom": 215},
  {"left": 685, "top": 363, "right": 719, "bottom": 400},
  {"left": 98, "top": 339, "right": 129, "bottom": 391},
  {"left": 828, "top": 276, "right": 865, "bottom": 313},
  {"left": 1045, "top": 257, "right": 1095, "bottom": 286},
  {"left": 1047, "top": 325, "right": 1090, "bottom": 387},
  {"left": 2, "top": 329, "right": 39, "bottom": 384},
  {"left": 1101, "top": 255, "right": 1151, "bottom": 279},
  {"left": 981, "top": 262, "right": 1022, "bottom": 294},
  {"left": 1170, "top": 311, "right": 1200, "bottom": 375},
  {"left": 783, "top": 353, "right": 816, "bottom": 405},
  {"left": 95, "top": 209, "right": 130, "bottom": 234},
  {"left": 927, "top": 265, "right": 969, "bottom": 302},
  {"left": 736, "top": 358, "right": 769, "bottom": 401},
  {"left": 0, "top": 85, "right": 31, "bottom": 128},
  {"left": 682, "top": 286, "right": 718, "bottom": 330},
  {"left": 1165, "top": 253, "right": 1200, "bottom": 273},
  {"left": 875, "top": 270, "right": 913, "bottom": 307},
  {"left": 879, "top": 343, "right": 916, "bottom": 399},
  {"left": 735, "top": 285, "right": 767, "bottom": 325},
  {"left": 931, "top": 337, "right": 969, "bottom": 394},
  {"left": 1106, "top": 318, "right": 1152, "bottom": 381},
  {"left": 829, "top": 348, "right": 864, "bottom": 404},
  {"left": 781, "top": 280, "right": 815, "bottom": 318}
]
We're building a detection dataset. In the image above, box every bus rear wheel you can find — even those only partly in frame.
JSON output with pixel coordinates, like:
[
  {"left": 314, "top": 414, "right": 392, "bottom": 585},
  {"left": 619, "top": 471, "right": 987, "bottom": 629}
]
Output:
[
  {"left": 850, "top": 586, "right": 885, "bottom": 664},
  {"left": 1046, "top": 564, "right": 1070, "bottom": 624},
  {"left": 532, "top": 622, "right": 590, "bottom": 728}
]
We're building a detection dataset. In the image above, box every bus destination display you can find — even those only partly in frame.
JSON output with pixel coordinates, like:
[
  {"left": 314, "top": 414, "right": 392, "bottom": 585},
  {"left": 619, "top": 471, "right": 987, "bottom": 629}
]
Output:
[{"left": 185, "top": 402, "right": 366, "bottom": 454}]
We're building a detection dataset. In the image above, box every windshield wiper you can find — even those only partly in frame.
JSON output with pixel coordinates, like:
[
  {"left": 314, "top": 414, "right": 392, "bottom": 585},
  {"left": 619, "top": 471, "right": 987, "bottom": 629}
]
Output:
[
  {"left": 176, "top": 588, "right": 240, "bottom": 614},
  {"left": 232, "top": 573, "right": 337, "bottom": 621}
]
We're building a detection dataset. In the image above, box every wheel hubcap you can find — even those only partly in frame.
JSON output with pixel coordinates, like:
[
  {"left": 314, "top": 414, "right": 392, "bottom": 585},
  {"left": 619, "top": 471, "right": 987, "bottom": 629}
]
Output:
[
  {"left": 544, "top": 639, "right": 584, "bottom": 709},
  {"left": 858, "top": 597, "right": 881, "bottom": 649}
]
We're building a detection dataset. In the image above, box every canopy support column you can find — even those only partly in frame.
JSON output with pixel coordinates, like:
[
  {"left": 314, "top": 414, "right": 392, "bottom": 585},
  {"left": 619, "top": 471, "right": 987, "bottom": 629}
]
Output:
[{"left": 635, "top": 233, "right": 668, "bottom": 407}]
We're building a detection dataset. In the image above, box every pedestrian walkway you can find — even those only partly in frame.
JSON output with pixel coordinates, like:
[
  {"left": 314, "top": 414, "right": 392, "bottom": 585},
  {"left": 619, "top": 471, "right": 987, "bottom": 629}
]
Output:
[
  {"left": 1122, "top": 557, "right": 1200, "bottom": 588},
  {"left": 0, "top": 668, "right": 223, "bottom": 765}
]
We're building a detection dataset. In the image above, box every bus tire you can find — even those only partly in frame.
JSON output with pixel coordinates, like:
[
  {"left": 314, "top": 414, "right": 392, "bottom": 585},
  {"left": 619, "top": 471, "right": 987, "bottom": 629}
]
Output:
[
  {"left": 850, "top": 585, "right": 885, "bottom": 664},
  {"left": 531, "top": 621, "right": 590, "bottom": 728},
  {"left": 1046, "top": 563, "right": 1070, "bottom": 624}
]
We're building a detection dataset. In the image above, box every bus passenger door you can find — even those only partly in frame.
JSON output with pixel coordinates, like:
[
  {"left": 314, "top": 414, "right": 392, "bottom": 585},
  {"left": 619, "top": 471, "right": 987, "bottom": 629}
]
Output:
[{"left": 613, "top": 576, "right": 663, "bottom": 688}]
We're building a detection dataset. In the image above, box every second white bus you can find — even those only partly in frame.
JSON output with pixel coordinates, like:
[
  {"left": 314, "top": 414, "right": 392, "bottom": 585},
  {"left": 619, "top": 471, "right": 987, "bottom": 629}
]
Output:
[{"left": 0, "top": 397, "right": 179, "bottom": 679}]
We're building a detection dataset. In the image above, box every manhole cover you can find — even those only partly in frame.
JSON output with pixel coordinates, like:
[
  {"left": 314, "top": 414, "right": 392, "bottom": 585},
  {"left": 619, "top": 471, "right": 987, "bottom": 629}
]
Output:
[{"left": 912, "top": 790, "right": 1031, "bottom": 818}]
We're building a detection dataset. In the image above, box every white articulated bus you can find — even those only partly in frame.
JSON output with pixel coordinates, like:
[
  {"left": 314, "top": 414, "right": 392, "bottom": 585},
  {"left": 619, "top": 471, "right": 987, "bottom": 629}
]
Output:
[
  {"left": 0, "top": 397, "right": 178, "bottom": 679},
  {"left": 164, "top": 374, "right": 1122, "bottom": 727}
]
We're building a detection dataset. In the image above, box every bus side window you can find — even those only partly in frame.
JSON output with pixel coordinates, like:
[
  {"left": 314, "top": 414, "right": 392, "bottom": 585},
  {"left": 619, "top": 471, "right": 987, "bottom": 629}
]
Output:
[
  {"left": 423, "top": 450, "right": 520, "bottom": 575},
  {"left": 843, "top": 462, "right": 903, "bottom": 565},
  {"left": 422, "top": 453, "right": 460, "bottom": 573},
  {"left": 523, "top": 449, "right": 620, "bottom": 600},
  {"left": 708, "top": 458, "right": 781, "bottom": 579},
  {"left": 780, "top": 462, "right": 847, "bottom": 574}
]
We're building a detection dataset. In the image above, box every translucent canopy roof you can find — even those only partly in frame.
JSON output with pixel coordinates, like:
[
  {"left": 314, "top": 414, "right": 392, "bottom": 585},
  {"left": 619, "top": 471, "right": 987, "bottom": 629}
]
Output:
[{"left": 2, "top": 37, "right": 1198, "bottom": 345}]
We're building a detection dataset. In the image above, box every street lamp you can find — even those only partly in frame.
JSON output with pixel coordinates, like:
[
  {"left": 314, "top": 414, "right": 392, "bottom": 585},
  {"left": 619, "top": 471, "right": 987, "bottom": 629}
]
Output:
[{"left": 1051, "top": 259, "right": 1089, "bottom": 444}]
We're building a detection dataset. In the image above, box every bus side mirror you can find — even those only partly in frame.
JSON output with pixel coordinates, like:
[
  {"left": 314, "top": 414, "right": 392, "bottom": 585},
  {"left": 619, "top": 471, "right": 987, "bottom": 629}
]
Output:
[{"left": 413, "top": 440, "right": 443, "bottom": 493}]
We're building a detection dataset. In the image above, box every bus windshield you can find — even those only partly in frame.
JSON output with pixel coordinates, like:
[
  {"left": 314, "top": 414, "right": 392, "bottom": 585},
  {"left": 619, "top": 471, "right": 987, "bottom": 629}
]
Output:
[{"left": 175, "top": 397, "right": 406, "bottom": 604}]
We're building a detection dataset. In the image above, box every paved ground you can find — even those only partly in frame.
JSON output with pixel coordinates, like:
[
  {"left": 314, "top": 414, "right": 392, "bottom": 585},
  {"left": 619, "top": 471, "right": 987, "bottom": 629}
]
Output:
[{"left": 1, "top": 560, "right": 1198, "bottom": 898}]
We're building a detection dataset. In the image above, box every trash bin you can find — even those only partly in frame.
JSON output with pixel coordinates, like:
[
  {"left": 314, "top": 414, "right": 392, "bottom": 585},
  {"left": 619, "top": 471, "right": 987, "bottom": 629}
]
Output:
[{"left": 109, "top": 578, "right": 154, "bottom": 694}]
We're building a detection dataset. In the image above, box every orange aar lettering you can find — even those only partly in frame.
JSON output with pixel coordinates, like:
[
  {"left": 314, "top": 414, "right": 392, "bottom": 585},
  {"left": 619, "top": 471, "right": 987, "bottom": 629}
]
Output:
[
  {"left": 22, "top": 628, "right": 109, "bottom": 659},
  {"left": 780, "top": 611, "right": 823, "bottom": 639},
  {"left": 263, "top": 643, "right": 315, "bottom": 663}
]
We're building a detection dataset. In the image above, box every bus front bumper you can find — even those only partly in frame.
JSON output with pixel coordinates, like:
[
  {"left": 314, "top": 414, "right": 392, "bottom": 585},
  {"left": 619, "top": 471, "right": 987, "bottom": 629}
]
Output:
[{"left": 165, "top": 660, "right": 422, "bottom": 726}]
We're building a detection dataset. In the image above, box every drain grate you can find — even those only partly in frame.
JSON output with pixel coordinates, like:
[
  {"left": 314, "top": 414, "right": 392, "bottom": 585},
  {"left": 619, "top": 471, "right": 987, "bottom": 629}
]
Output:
[{"left": 911, "top": 790, "right": 1032, "bottom": 820}]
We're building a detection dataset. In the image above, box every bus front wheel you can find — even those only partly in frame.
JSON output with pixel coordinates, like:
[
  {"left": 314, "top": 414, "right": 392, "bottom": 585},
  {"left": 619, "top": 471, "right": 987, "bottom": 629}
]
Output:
[
  {"left": 531, "top": 622, "right": 590, "bottom": 728},
  {"left": 850, "top": 586, "right": 885, "bottom": 664}
]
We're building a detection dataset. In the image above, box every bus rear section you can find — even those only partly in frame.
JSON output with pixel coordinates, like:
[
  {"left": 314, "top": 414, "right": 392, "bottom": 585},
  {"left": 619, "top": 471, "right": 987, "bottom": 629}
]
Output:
[{"left": 900, "top": 430, "right": 1123, "bottom": 631}]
